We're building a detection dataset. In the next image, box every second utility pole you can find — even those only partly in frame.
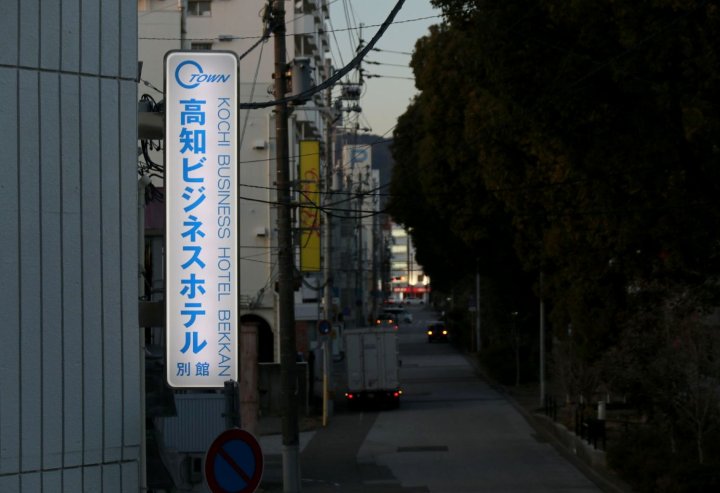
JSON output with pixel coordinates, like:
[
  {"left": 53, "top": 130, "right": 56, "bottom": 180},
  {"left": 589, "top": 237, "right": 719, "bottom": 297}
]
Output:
[{"left": 272, "top": 1, "right": 300, "bottom": 491}]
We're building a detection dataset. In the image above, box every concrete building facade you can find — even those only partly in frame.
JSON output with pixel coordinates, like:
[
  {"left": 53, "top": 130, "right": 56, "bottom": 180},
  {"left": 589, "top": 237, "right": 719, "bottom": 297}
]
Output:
[
  {"left": 1, "top": 1, "right": 142, "bottom": 491},
  {"left": 389, "top": 224, "right": 430, "bottom": 303}
]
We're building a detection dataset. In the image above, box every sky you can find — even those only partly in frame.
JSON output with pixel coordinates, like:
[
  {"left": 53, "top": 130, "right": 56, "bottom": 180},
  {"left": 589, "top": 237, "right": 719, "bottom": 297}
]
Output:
[{"left": 328, "top": 0, "right": 443, "bottom": 136}]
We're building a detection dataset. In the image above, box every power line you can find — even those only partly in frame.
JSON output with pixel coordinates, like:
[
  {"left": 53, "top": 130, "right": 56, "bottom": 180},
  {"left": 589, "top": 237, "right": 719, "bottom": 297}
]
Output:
[
  {"left": 327, "top": 6, "right": 347, "bottom": 69},
  {"left": 240, "top": 0, "right": 407, "bottom": 109},
  {"left": 239, "top": 193, "right": 389, "bottom": 219},
  {"left": 342, "top": 0, "right": 360, "bottom": 59},
  {"left": 365, "top": 60, "right": 411, "bottom": 69},
  {"left": 364, "top": 73, "right": 414, "bottom": 80},
  {"left": 139, "top": 78, "right": 163, "bottom": 95},
  {"left": 239, "top": 26, "right": 269, "bottom": 148},
  {"left": 237, "top": 134, "right": 394, "bottom": 166},
  {"left": 137, "top": 11, "right": 437, "bottom": 42},
  {"left": 372, "top": 47, "right": 412, "bottom": 56}
]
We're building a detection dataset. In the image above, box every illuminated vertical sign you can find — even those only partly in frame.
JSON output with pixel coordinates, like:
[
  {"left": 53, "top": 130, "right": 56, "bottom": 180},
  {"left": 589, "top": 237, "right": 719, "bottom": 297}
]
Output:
[
  {"left": 299, "top": 140, "right": 321, "bottom": 272},
  {"left": 165, "top": 51, "right": 238, "bottom": 388}
]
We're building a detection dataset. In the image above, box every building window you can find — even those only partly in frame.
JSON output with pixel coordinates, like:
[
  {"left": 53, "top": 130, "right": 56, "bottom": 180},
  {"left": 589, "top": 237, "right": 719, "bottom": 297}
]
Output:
[
  {"left": 191, "top": 42, "right": 213, "bottom": 51},
  {"left": 188, "top": 1, "right": 211, "bottom": 16}
]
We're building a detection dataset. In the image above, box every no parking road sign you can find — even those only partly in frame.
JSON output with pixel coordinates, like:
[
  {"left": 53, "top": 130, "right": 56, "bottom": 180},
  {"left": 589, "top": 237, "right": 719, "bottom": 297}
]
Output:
[{"left": 205, "top": 428, "right": 264, "bottom": 493}]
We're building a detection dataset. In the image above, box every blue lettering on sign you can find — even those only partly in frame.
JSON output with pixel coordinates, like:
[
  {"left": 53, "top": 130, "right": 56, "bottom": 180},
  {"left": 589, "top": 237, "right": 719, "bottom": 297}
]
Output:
[
  {"left": 175, "top": 60, "right": 231, "bottom": 89},
  {"left": 349, "top": 148, "right": 369, "bottom": 166},
  {"left": 180, "top": 331, "right": 208, "bottom": 354}
]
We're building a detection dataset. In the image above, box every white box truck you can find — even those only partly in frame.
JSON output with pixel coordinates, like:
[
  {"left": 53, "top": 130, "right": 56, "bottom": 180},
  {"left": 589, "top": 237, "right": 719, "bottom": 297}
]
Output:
[{"left": 343, "top": 327, "right": 401, "bottom": 408}]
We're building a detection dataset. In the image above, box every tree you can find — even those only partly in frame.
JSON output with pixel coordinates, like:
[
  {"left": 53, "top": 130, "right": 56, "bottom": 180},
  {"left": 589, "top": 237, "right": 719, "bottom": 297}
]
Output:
[
  {"left": 388, "top": 0, "right": 720, "bottom": 485},
  {"left": 388, "top": 26, "right": 540, "bottom": 365},
  {"left": 391, "top": 0, "right": 720, "bottom": 358},
  {"left": 605, "top": 281, "right": 720, "bottom": 464},
  {"left": 387, "top": 99, "right": 476, "bottom": 290}
]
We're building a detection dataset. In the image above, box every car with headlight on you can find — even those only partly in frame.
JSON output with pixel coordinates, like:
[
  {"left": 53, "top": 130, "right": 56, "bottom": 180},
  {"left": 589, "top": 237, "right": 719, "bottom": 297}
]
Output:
[{"left": 427, "top": 321, "right": 449, "bottom": 342}]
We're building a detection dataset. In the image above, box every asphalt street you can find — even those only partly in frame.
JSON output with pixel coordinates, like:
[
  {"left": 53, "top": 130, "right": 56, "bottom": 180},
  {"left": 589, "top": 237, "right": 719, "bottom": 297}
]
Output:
[{"left": 259, "top": 305, "right": 602, "bottom": 492}]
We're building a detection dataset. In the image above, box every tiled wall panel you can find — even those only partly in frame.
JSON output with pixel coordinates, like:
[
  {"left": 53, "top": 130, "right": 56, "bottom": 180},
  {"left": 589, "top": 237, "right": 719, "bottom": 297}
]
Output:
[{"left": 0, "top": 1, "right": 140, "bottom": 490}]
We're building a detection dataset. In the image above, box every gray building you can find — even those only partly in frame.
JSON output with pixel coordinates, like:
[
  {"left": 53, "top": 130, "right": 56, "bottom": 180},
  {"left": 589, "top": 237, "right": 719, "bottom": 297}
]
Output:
[
  {"left": 138, "top": 0, "right": 332, "bottom": 363},
  {"left": 1, "top": 2, "right": 142, "bottom": 491}
]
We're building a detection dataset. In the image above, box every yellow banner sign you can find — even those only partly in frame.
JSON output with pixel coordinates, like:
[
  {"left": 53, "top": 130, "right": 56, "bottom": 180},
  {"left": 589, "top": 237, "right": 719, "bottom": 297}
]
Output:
[{"left": 299, "top": 140, "right": 321, "bottom": 272}]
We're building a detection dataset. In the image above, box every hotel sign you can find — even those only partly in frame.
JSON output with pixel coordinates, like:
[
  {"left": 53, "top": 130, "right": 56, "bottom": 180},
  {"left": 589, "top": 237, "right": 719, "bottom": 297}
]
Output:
[{"left": 164, "top": 51, "right": 239, "bottom": 388}]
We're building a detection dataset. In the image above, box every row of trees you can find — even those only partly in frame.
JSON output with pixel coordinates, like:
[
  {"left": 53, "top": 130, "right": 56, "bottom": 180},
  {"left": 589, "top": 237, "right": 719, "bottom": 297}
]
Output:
[{"left": 387, "top": 1, "right": 720, "bottom": 490}]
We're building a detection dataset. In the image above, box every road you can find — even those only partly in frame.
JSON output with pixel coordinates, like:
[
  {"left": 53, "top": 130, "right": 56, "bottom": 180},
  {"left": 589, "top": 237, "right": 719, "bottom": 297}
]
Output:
[{"left": 262, "top": 304, "right": 602, "bottom": 492}]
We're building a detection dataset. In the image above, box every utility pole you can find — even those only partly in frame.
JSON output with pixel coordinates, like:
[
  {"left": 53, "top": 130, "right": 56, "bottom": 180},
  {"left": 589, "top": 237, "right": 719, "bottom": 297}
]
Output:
[
  {"left": 322, "top": 59, "right": 335, "bottom": 425},
  {"left": 272, "top": 1, "right": 300, "bottom": 491},
  {"left": 323, "top": 61, "right": 334, "bottom": 325},
  {"left": 356, "top": 181, "right": 364, "bottom": 326},
  {"left": 539, "top": 271, "right": 546, "bottom": 407},
  {"left": 370, "top": 184, "right": 379, "bottom": 320},
  {"left": 179, "top": 0, "right": 190, "bottom": 49},
  {"left": 475, "top": 259, "right": 482, "bottom": 353},
  {"left": 406, "top": 232, "right": 411, "bottom": 302}
]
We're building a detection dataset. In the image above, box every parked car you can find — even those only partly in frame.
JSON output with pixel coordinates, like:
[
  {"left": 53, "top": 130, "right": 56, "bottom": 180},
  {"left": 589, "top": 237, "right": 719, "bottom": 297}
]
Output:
[
  {"left": 399, "top": 310, "right": 413, "bottom": 323},
  {"left": 381, "top": 307, "right": 412, "bottom": 324},
  {"left": 427, "top": 321, "right": 449, "bottom": 343}
]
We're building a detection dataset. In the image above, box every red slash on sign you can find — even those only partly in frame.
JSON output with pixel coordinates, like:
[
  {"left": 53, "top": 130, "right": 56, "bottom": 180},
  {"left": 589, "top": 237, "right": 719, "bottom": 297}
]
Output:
[{"left": 205, "top": 428, "right": 264, "bottom": 493}]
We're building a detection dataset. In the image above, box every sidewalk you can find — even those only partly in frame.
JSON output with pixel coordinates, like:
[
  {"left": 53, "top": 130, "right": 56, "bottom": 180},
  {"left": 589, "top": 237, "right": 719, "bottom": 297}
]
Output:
[
  {"left": 257, "top": 407, "right": 393, "bottom": 493},
  {"left": 257, "top": 415, "right": 322, "bottom": 492},
  {"left": 467, "top": 356, "right": 634, "bottom": 493}
]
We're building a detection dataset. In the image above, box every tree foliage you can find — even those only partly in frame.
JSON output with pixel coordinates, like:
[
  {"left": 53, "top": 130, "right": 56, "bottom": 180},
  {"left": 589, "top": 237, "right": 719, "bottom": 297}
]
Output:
[
  {"left": 390, "top": 0, "right": 720, "bottom": 355},
  {"left": 388, "top": 0, "right": 720, "bottom": 481}
]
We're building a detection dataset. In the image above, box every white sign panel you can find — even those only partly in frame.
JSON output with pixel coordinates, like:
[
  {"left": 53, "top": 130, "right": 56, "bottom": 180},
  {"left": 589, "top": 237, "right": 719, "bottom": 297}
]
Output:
[
  {"left": 165, "top": 51, "right": 239, "bottom": 388},
  {"left": 342, "top": 144, "right": 372, "bottom": 172}
]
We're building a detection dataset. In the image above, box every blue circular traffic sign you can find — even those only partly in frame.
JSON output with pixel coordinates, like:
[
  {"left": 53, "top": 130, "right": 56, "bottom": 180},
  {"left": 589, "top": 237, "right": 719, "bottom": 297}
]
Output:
[
  {"left": 205, "top": 428, "right": 264, "bottom": 493},
  {"left": 317, "top": 319, "right": 331, "bottom": 335}
]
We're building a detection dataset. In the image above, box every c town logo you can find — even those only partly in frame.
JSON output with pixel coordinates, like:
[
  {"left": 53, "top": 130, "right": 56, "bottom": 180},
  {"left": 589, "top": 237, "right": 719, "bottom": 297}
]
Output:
[{"left": 175, "top": 60, "right": 231, "bottom": 89}]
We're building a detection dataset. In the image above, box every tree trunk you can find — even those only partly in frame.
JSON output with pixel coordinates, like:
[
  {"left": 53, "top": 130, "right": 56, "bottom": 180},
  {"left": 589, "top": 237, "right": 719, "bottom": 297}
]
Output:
[
  {"left": 515, "top": 335, "right": 521, "bottom": 387},
  {"left": 697, "top": 425, "right": 704, "bottom": 465}
]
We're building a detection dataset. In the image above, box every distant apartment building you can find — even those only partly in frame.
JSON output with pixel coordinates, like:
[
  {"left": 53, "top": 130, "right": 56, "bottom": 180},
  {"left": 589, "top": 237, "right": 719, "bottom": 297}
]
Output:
[
  {"left": 138, "top": 0, "right": 332, "bottom": 362},
  {"left": 335, "top": 144, "right": 382, "bottom": 325},
  {"left": 389, "top": 224, "right": 430, "bottom": 303}
]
